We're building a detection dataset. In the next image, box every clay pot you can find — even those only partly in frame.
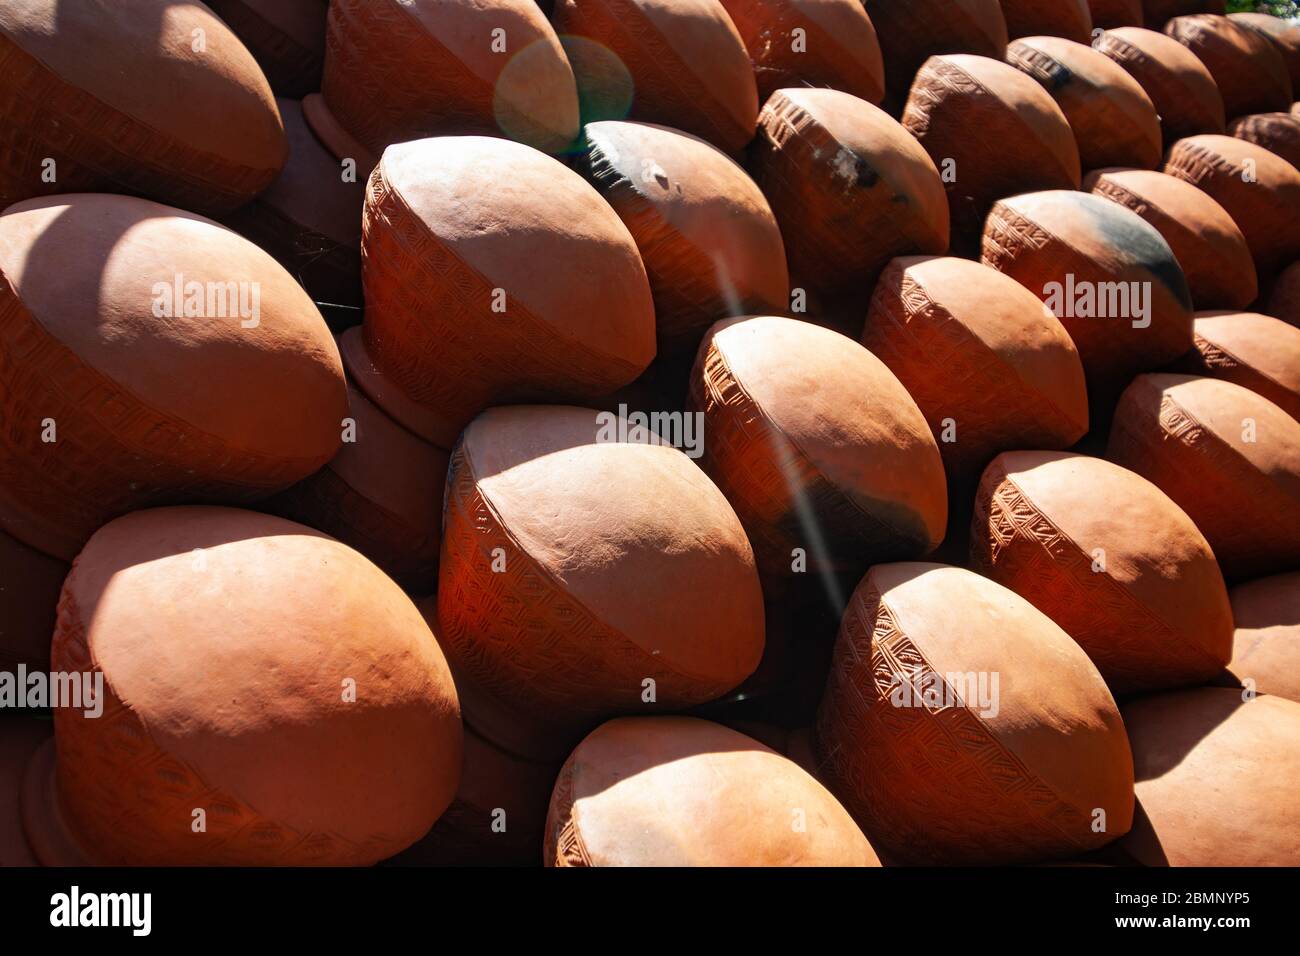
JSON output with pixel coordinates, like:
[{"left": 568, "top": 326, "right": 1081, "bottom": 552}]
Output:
[
  {"left": 718, "top": 0, "right": 885, "bottom": 106},
  {"left": 269, "top": 379, "right": 447, "bottom": 594},
  {"left": 1165, "top": 15, "right": 1293, "bottom": 119},
  {"left": 862, "top": 257, "right": 1088, "bottom": 489},
  {"left": 552, "top": 0, "right": 758, "bottom": 155},
  {"left": 1231, "top": 12, "right": 1300, "bottom": 92},
  {"left": 1219, "top": 572, "right": 1300, "bottom": 704},
  {"left": 1164, "top": 135, "right": 1300, "bottom": 279},
  {"left": 862, "top": 0, "right": 1009, "bottom": 114},
  {"left": 1006, "top": 37, "right": 1162, "bottom": 171},
  {"left": 23, "top": 507, "right": 462, "bottom": 866},
  {"left": 207, "top": 0, "right": 327, "bottom": 98},
  {"left": 1, "top": 717, "right": 49, "bottom": 866},
  {"left": 0, "top": 527, "right": 65, "bottom": 672},
  {"left": 1176, "top": 311, "right": 1300, "bottom": 421},
  {"left": 902, "top": 54, "right": 1080, "bottom": 250},
  {"left": 437, "top": 406, "right": 765, "bottom": 759},
  {"left": 688, "top": 316, "right": 947, "bottom": 588},
  {"left": 1269, "top": 260, "right": 1300, "bottom": 329},
  {"left": 1084, "top": 168, "right": 1257, "bottom": 311},
  {"left": 1107, "top": 373, "right": 1300, "bottom": 581},
  {"left": 815, "top": 562, "right": 1134, "bottom": 865},
  {"left": 0, "top": 194, "right": 348, "bottom": 561},
  {"left": 577, "top": 121, "right": 789, "bottom": 357},
  {"left": 980, "top": 190, "right": 1194, "bottom": 410},
  {"left": 1000, "top": 0, "right": 1093, "bottom": 44},
  {"left": 222, "top": 97, "right": 366, "bottom": 332},
  {"left": 971, "top": 451, "right": 1233, "bottom": 695},
  {"left": 1229, "top": 111, "right": 1300, "bottom": 169},
  {"left": 319, "top": 0, "right": 579, "bottom": 161},
  {"left": 1095, "top": 27, "right": 1225, "bottom": 146},
  {"left": 1089, "top": 0, "right": 1144, "bottom": 30},
  {"left": 1119, "top": 688, "right": 1300, "bottom": 866},
  {"left": 0, "top": 0, "right": 285, "bottom": 215},
  {"left": 749, "top": 88, "right": 949, "bottom": 308},
  {"left": 1142, "top": 0, "right": 1224, "bottom": 28},
  {"left": 355, "top": 136, "right": 655, "bottom": 450},
  {"left": 545, "top": 717, "right": 880, "bottom": 866}
]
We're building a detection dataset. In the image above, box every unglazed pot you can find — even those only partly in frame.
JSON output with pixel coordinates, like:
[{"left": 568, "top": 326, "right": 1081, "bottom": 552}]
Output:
[
  {"left": 971, "top": 451, "right": 1233, "bottom": 695},
  {"left": 1165, "top": 14, "right": 1293, "bottom": 119},
  {"left": 355, "top": 136, "right": 655, "bottom": 450},
  {"left": 1230, "top": 12, "right": 1300, "bottom": 91},
  {"left": 1006, "top": 37, "right": 1162, "bottom": 171},
  {"left": 320, "top": 0, "right": 579, "bottom": 162},
  {"left": 23, "top": 507, "right": 463, "bottom": 866},
  {"left": 577, "top": 121, "right": 788, "bottom": 356},
  {"left": 1177, "top": 312, "right": 1300, "bottom": 421},
  {"left": 999, "top": 0, "right": 1093, "bottom": 43},
  {"left": 688, "top": 316, "right": 947, "bottom": 584},
  {"left": 980, "top": 190, "right": 1193, "bottom": 408},
  {"left": 1229, "top": 111, "right": 1300, "bottom": 169},
  {"left": 862, "top": 257, "right": 1088, "bottom": 488},
  {"left": 223, "top": 98, "right": 366, "bottom": 331},
  {"left": 717, "top": 0, "right": 885, "bottom": 105},
  {"left": 861, "top": 0, "right": 1009, "bottom": 114},
  {"left": 1269, "top": 261, "right": 1300, "bottom": 329},
  {"left": 551, "top": 0, "right": 759, "bottom": 154},
  {"left": 270, "top": 379, "right": 447, "bottom": 594},
  {"left": 207, "top": 0, "right": 327, "bottom": 98},
  {"left": 545, "top": 717, "right": 880, "bottom": 866},
  {"left": 1119, "top": 688, "right": 1300, "bottom": 866},
  {"left": 1096, "top": 27, "right": 1225, "bottom": 146},
  {"left": 902, "top": 55, "right": 1080, "bottom": 249},
  {"left": 1, "top": 717, "right": 48, "bottom": 866},
  {"left": 1164, "top": 135, "right": 1300, "bottom": 279},
  {"left": 437, "top": 406, "right": 765, "bottom": 759},
  {"left": 1142, "top": 0, "right": 1224, "bottom": 28},
  {"left": 0, "top": 527, "right": 65, "bottom": 671},
  {"left": 0, "top": 0, "right": 286, "bottom": 215},
  {"left": 1084, "top": 168, "right": 1256, "bottom": 310},
  {"left": 1089, "top": 0, "right": 1144, "bottom": 30},
  {"left": 1107, "top": 374, "right": 1300, "bottom": 581},
  {"left": 0, "top": 194, "right": 348, "bottom": 561},
  {"left": 814, "top": 563, "right": 1134, "bottom": 865},
  {"left": 1219, "top": 572, "right": 1300, "bottom": 704},
  {"left": 749, "top": 88, "right": 949, "bottom": 306}
]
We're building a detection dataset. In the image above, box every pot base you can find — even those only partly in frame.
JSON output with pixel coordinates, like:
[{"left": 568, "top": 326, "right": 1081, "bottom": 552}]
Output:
[
  {"left": 302, "top": 93, "right": 378, "bottom": 177},
  {"left": 21, "top": 737, "right": 95, "bottom": 867},
  {"left": 339, "top": 327, "right": 455, "bottom": 450}
]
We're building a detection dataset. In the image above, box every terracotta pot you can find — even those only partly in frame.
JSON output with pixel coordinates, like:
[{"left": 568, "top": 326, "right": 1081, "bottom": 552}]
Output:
[
  {"left": 207, "top": 0, "right": 327, "bottom": 98},
  {"left": 0, "top": 717, "right": 49, "bottom": 867},
  {"left": 1007, "top": 37, "right": 1162, "bottom": 171},
  {"left": 0, "top": 0, "right": 286, "bottom": 215},
  {"left": 437, "top": 406, "right": 765, "bottom": 757},
  {"left": 545, "top": 717, "right": 880, "bottom": 866},
  {"left": 1218, "top": 572, "right": 1300, "bottom": 704},
  {"left": 0, "top": 193, "right": 347, "bottom": 561},
  {"left": 999, "top": 0, "right": 1094, "bottom": 44},
  {"left": 815, "top": 562, "right": 1134, "bottom": 865},
  {"left": 861, "top": 0, "right": 1009, "bottom": 114},
  {"left": 0, "top": 526, "right": 65, "bottom": 672},
  {"left": 356, "top": 136, "right": 655, "bottom": 450},
  {"left": 1229, "top": 111, "right": 1300, "bottom": 169},
  {"left": 320, "top": 0, "right": 579, "bottom": 160},
  {"left": 1231, "top": 13, "right": 1300, "bottom": 92},
  {"left": 577, "top": 121, "right": 788, "bottom": 357},
  {"left": 222, "top": 98, "right": 365, "bottom": 333},
  {"left": 1176, "top": 311, "right": 1300, "bottom": 421},
  {"left": 902, "top": 54, "right": 1080, "bottom": 250},
  {"left": 1095, "top": 27, "right": 1225, "bottom": 146},
  {"left": 22, "top": 506, "right": 462, "bottom": 866},
  {"left": 749, "top": 88, "right": 949, "bottom": 307},
  {"left": 1084, "top": 168, "right": 1257, "bottom": 311},
  {"left": 1142, "top": 0, "right": 1224, "bottom": 28},
  {"left": 551, "top": 0, "right": 758, "bottom": 155},
  {"left": 688, "top": 316, "right": 946, "bottom": 587},
  {"left": 1107, "top": 373, "right": 1300, "bottom": 581},
  {"left": 862, "top": 256, "right": 1088, "bottom": 489},
  {"left": 980, "top": 190, "right": 1194, "bottom": 410},
  {"left": 269, "top": 379, "right": 447, "bottom": 594},
  {"left": 1119, "top": 688, "right": 1300, "bottom": 866},
  {"left": 1268, "top": 260, "right": 1300, "bottom": 329},
  {"left": 717, "top": 0, "right": 885, "bottom": 106},
  {"left": 971, "top": 451, "right": 1233, "bottom": 695},
  {"left": 1164, "top": 134, "right": 1300, "bottom": 279},
  {"left": 1165, "top": 15, "right": 1293, "bottom": 120},
  {"left": 1089, "top": 0, "right": 1144, "bottom": 30}
]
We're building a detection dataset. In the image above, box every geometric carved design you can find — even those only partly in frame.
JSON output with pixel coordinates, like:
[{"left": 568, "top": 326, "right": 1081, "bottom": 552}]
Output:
[{"left": 542, "top": 754, "right": 592, "bottom": 868}]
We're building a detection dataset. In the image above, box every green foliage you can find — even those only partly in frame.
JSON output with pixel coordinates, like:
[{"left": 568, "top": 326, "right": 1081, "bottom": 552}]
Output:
[{"left": 1225, "top": 0, "right": 1299, "bottom": 17}]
